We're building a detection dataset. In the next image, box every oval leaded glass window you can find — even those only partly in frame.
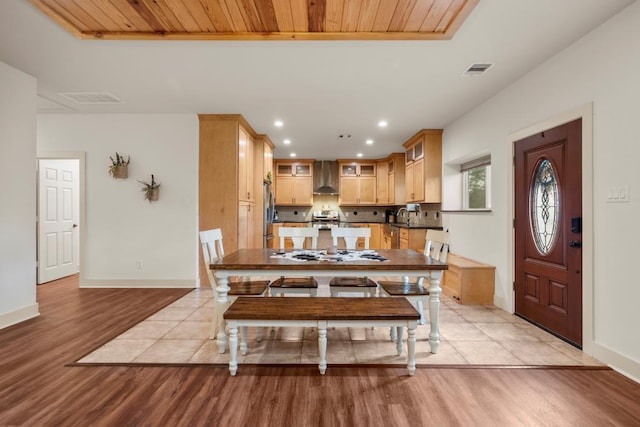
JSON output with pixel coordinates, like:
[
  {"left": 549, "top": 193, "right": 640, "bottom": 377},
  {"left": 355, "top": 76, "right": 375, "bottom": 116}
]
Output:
[{"left": 531, "top": 159, "right": 559, "bottom": 254}]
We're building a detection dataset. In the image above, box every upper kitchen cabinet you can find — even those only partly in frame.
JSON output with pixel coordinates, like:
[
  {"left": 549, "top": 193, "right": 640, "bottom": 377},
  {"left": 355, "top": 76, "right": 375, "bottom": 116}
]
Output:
[
  {"left": 377, "top": 153, "right": 405, "bottom": 205},
  {"left": 338, "top": 161, "right": 377, "bottom": 205},
  {"left": 403, "top": 130, "right": 443, "bottom": 203},
  {"left": 274, "top": 160, "right": 314, "bottom": 206},
  {"left": 199, "top": 115, "right": 266, "bottom": 283},
  {"left": 256, "top": 134, "right": 274, "bottom": 184}
]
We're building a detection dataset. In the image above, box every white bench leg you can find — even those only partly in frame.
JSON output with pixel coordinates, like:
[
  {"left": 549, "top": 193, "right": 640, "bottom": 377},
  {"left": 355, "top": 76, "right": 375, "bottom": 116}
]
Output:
[
  {"left": 256, "top": 327, "right": 262, "bottom": 342},
  {"left": 318, "top": 321, "right": 327, "bottom": 375},
  {"left": 407, "top": 325, "right": 417, "bottom": 376},
  {"left": 228, "top": 322, "right": 239, "bottom": 376},
  {"left": 396, "top": 326, "right": 404, "bottom": 355}
]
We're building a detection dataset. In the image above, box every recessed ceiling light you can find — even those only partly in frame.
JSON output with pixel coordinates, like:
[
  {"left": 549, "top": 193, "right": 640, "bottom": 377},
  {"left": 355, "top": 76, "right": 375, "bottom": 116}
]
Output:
[
  {"left": 356, "top": 153, "right": 363, "bottom": 158},
  {"left": 283, "top": 139, "right": 291, "bottom": 145},
  {"left": 290, "top": 152, "right": 296, "bottom": 157},
  {"left": 378, "top": 120, "right": 388, "bottom": 128},
  {"left": 274, "top": 120, "right": 283, "bottom": 127},
  {"left": 366, "top": 139, "right": 374, "bottom": 145}
]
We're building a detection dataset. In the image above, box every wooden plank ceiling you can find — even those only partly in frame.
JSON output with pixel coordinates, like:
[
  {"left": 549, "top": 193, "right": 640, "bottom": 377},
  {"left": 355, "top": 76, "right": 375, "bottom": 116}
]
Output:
[{"left": 30, "top": 0, "right": 479, "bottom": 41}]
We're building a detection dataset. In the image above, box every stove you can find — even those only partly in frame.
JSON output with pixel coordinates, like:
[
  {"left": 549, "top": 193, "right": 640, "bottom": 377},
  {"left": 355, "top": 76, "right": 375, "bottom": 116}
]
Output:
[{"left": 312, "top": 210, "right": 339, "bottom": 229}]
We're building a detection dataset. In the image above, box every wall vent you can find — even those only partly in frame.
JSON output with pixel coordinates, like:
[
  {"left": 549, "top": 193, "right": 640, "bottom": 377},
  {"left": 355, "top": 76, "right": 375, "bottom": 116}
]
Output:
[
  {"left": 462, "top": 63, "right": 493, "bottom": 76},
  {"left": 57, "top": 92, "right": 121, "bottom": 104}
]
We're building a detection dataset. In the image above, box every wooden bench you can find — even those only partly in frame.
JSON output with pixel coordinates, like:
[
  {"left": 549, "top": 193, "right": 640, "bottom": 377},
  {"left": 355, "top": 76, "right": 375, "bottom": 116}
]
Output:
[
  {"left": 442, "top": 254, "right": 495, "bottom": 304},
  {"left": 223, "top": 297, "right": 420, "bottom": 376}
]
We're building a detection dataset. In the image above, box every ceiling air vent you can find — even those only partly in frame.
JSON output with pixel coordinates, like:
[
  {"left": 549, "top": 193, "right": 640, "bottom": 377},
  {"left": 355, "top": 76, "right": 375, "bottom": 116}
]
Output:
[
  {"left": 462, "top": 63, "right": 493, "bottom": 76},
  {"left": 57, "top": 92, "right": 121, "bottom": 104}
]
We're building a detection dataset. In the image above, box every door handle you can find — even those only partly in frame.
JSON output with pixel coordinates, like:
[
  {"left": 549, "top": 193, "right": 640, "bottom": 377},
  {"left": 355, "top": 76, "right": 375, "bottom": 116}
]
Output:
[
  {"left": 569, "top": 240, "right": 581, "bottom": 248},
  {"left": 72, "top": 224, "right": 78, "bottom": 228}
]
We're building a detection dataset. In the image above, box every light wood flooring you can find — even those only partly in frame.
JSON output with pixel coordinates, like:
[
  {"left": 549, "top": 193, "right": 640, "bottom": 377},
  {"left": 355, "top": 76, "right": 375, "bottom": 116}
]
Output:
[{"left": 1, "top": 275, "right": 639, "bottom": 426}]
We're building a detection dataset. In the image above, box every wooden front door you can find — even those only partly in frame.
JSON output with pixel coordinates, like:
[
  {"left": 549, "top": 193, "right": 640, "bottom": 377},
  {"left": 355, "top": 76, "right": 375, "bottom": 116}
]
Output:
[{"left": 514, "top": 119, "right": 582, "bottom": 346}]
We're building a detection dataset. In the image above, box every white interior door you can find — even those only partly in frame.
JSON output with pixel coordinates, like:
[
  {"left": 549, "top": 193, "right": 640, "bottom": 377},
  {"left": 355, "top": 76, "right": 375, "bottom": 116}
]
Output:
[{"left": 38, "top": 159, "right": 79, "bottom": 284}]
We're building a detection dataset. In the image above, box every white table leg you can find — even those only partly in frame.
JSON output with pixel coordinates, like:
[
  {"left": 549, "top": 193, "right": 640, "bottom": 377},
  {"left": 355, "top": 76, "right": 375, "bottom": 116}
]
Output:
[
  {"left": 318, "top": 321, "right": 327, "bottom": 375},
  {"left": 256, "top": 327, "right": 262, "bottom": 342},
  {"left": 396, "top": 326, "right": 404, "bottom": 355},
  {"left": 407, "top": 323, "right": 417, "bottom": 376},
  {"left": 228, "top": 321, "right": 239, "bottom": 376},
  {"left": 240, "top": 326, "right": 248, "bottom": 355},
  {"left": 428, "top": 276, "right": 442, "bottom": 353},
  {"left": 214, "top": 273, "right": 231, "bottom": 354},
  {"left": 390, "top": 326, "right": 397, "bottom": 342}
]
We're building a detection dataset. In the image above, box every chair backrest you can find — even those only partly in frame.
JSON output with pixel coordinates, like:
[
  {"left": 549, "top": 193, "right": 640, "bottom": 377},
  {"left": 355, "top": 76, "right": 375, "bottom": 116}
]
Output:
[
  {"left": 278, "top": 226, "right": 318, "bottom": 250},
  {"left": 424, "top": 229, "right": 449, "bottom": 263},
  {"left": 331, "top": 227, "right": 370, "bottom": 250},
  {"left": 199, "top": 228, "right": 224, "bottom": 288}
]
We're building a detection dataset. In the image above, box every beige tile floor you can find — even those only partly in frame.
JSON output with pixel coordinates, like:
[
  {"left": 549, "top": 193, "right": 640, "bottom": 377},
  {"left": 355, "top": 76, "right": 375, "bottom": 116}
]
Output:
[{"left": 78, "top": 280, "right": 604, "bottom": 367}]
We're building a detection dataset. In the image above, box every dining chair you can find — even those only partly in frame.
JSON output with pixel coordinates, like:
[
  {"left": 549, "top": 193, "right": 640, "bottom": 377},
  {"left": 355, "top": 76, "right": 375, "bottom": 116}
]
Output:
[
  {"left": 378, "top": 229, "right": 449, "bottom": 328},
  {"left": 328, "top": 227, "right": 377, "bottom": 297},
  {"left": 200, "top": 229, "right": 269, "bottom": 351},
  {"left": 269, "top": 226, "right": 319, "bottom": 296}
]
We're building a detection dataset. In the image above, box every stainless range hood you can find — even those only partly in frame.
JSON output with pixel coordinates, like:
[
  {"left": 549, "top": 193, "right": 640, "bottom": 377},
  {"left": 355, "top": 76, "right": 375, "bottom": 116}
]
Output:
[{"left": 313, "top": 160, "right": 339, "bottom": 195}]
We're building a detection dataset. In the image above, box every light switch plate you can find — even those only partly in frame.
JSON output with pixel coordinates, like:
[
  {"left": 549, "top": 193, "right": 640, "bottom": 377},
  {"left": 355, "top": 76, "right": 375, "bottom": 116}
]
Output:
[{"left": 607, "top": 186, "right": 630, "bottom": 203}]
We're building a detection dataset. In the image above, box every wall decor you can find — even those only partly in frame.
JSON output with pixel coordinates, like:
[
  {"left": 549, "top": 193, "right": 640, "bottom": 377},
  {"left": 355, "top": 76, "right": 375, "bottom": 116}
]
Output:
[
  {"left": 108, "top": 152, "right": 130, "bottom": 178},
  {"left": 138, "top": 174, "right": 160, "bottom": 202}
]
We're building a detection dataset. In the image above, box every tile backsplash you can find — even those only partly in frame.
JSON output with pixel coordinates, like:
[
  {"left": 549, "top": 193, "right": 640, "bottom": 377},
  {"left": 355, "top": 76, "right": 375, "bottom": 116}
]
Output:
[{"left": 275, "top": 195, "right": 441, "bottom": 227}]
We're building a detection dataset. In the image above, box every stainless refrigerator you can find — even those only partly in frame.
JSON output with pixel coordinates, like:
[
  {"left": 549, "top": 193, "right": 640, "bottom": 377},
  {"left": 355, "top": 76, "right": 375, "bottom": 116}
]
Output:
[{"left": 263, "top": 181, "right": 275, "bottom": 248}]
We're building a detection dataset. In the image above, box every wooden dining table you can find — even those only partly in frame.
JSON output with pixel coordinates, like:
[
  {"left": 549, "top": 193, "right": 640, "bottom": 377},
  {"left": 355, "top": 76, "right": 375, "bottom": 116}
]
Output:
[{"left": 209, "top": 248, "right": 448, "bottom": 355}]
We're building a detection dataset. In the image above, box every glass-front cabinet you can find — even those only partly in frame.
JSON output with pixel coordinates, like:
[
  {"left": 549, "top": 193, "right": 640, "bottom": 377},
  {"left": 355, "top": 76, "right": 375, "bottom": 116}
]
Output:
[
  {"left": 338, "top": 161, "right": 377, "bottom": 205},
  {"left": 274, "top": 160, "right": 313, "bottom": 206}
]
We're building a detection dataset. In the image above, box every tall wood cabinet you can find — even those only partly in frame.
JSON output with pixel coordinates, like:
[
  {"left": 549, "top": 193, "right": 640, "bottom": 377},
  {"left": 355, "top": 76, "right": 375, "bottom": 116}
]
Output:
[
  {"left": 403, "top": 130, "right": 442, "bottom": 203},
  {"left": 274, "top": 160, "right": 314, "bottom": 206},
  {"left": 377, "top": 153, "right": 405, "bottom": 205},
  {"left": 338, "top": 161, "right": 377, "bottom": 205},
  {"left": 199, "top": 114, "right": 266, "bottom": 285}
]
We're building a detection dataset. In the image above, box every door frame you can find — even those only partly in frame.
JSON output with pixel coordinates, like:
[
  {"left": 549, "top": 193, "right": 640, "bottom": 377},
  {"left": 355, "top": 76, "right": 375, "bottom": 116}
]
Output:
[
  {"left": 36, "top": 151, "right": 86, "bottom": 288},
  {"left": 508, "top": 103, "right": 593, "bottom": 355}
]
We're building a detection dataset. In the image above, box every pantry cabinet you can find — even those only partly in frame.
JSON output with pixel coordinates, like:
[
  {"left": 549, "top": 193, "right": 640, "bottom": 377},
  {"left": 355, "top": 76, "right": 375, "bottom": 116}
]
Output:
[{"left": 199, "top": 114, "right": 267, "bottom": 285}]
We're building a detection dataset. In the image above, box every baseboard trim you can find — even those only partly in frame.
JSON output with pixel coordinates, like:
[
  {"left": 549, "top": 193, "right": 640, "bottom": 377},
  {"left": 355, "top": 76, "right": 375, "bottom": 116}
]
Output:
[
  {"left": 590, "top": 342, "right": 640, "bottom": 384},
  {"left": 0, "top": 303, "right": 40, "bottom": 330},
  {"left": 80, "top": 279, "right": 196, "bottom": 288}
]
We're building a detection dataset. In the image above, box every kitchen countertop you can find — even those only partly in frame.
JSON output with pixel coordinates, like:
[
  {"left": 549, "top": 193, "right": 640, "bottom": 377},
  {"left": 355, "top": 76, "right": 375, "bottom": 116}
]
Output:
[{"left": 273, "top": 220, "right": 442, "bottom": 230}]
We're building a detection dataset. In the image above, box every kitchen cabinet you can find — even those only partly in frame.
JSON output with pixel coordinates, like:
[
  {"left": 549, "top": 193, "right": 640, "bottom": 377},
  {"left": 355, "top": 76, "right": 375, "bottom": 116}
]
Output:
[
  {"left": 257, "top": 135, "right": 274, "bottom": 183},
  {"left": 442, "top": 254, "right": 495, "bottom": 305},
  {"left": 238, "top": 126, "right": 255, "bottom": 202},
  {"left": 338, "top": 161, "right": 377, "bottom": 205},
  {"left": 403, "top": 130, "right": 442, "bottom": 203},
  {"left": 199, "top": 114, "right": 267, "bottom": 284},
  {"left": 398, "top": 227, "right": 427, "bottom": 253},
  {"left": 274, "top": 160, "right": 313, "bottom": 206},
  {"left": 369, "top": 223, "right": 382, "bottom": 249},
  {"left": 238, "top": 201, "right": 256, "bottom": 250},
  {"left": 377, "top": 153, "right": 405, "bottom": 205}
]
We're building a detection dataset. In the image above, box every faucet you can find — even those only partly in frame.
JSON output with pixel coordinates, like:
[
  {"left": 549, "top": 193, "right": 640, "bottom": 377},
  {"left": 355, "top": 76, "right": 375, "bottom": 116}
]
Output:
[{"left": 396, "top": 207, "right": 409, "bottom": 225}]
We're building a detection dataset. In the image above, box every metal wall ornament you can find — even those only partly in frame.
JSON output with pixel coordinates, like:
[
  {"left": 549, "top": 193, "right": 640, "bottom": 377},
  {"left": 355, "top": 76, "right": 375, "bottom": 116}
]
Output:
[{"left": 530, "top": 159, "right": 559, "bottom": 254}]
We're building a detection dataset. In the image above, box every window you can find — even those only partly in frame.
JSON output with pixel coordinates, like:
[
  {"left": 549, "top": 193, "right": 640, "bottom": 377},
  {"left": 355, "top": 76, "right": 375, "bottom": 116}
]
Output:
[{"left": 461, "top": 156, "right": 491, "bottom": 210}]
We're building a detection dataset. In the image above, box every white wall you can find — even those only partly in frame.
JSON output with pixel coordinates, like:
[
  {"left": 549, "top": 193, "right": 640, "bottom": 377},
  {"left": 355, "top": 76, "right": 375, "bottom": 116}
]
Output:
[
  {"left": 442, "top": 2, "right": 640, "bottom": 379},
  {"left": 37, "top": 115, "right": 199, "bottom": 287},
  {"left": 0, "top": 62, "right": 38, "bottom": 328}
]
